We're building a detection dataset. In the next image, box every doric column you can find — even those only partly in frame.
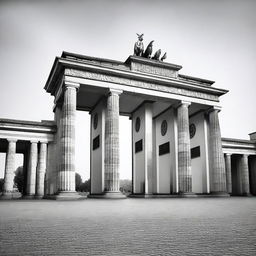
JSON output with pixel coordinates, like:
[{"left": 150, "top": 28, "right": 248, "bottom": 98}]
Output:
[
  {"left": 59, "top": 82, "right": 79, "bottom": 193},
  {"left": 26, "top": 141, "right": 38, "bottom": 197},
  {"left": 177, "top": 101, "right": 192, "bottom": 194},
  {"left": 208, "top": 107, "right": 227, "bottom": 194},
  {"left": 224, "top": 153, "right": 232, "bottom": 194},
  {"left": 240, "top": 154, "right": 250, "bottom": 196},
  {"left": 104, "top": 88, "right": 123, "bottom": 196},
  {"left": 35, "top": 142, "right": 47, "bottom": 198},
  {"left": 2, "top": 139, "right": 17, "bottom": 196}
]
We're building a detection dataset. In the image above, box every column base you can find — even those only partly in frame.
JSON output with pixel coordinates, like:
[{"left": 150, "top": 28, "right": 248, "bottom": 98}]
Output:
[
  {"left": 34, "top": 195, "right": 44, "bottom": 199},
  {"left": 128, "top": 193, "right": 154, "bottom": 198},
  {"left": 210, "top": 192, "right": 230, "bottom": 197},
  {"left": 88, "top": 191, "right": 126, "bottom": 199},
  {"left": 22, "top": 194, "right": 36, "bottom": 200},
  {"left": 241, "top": 192, "right": 252, "bottom": 197},
  {"left": 45, "top": 191, "right": 85, "bottom": 200},
  {"left": 0, "top": 192, "right": 22, "bottom": 200},
  {"left": 178, "top": 192, "right": 198, "bottom": 198}
]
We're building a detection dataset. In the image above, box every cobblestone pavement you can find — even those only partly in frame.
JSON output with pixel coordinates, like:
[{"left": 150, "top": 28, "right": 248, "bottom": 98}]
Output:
[{"left": 0, "top": 198, "right": 255, "bottom": 256}]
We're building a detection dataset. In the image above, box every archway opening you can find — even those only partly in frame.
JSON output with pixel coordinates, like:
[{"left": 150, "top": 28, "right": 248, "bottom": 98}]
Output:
[{"left": 75, "top": 111, "right": 132, "bottom": 194}]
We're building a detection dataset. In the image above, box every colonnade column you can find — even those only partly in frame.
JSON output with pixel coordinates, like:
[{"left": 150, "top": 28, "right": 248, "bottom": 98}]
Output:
[
  {"left": 58, "top": 82, "right": 80, "bottom": 199},
  {"left": 104, "top": 88, "right": 125, "bottom": 198},
  {"left": 224, "top": 153, "right": 232, "bottom": 194},
  {"left": 26, "top": 140, "right": 38, "bottom": 197},
  {"left": 240, "top": 154, "right": 250, "bottom": 196},
  {"left": 35, "top": 142, "right": 47, "bottom": 198},
  {"left": 177, "top": 101, "right": 192, "bottom": 194},
  {"left": 208, "top": 107, "right": 227, "bottom": 194},
  {"left": 2, "top": 139, "right": 17, "bottom": 198}
]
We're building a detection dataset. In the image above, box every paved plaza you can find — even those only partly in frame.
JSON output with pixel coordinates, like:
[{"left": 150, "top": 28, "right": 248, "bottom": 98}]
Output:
[{"left": 0, "top": 198, "right": 255, "bottom": 255}]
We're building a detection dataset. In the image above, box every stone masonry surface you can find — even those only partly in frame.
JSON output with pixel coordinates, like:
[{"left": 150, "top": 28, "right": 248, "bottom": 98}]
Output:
[{"left": 0, "top": 198, "right": 255, "bottom": 256}]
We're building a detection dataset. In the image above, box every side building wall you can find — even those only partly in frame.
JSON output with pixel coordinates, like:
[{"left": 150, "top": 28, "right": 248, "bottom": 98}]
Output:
[
  {"left": 153, "top": 108, "right": 178, "bottom": 194},
  {"left": 189, "top": 112, "right": 210, "bottom": 194},
  {"left": 90, "top": 101, "right": 106, "bottom": 194}
]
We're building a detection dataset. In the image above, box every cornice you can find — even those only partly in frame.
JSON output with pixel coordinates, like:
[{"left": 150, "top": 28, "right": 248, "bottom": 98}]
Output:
[{"left": 44, "top": 56, "right": 228, "bottom": 99}]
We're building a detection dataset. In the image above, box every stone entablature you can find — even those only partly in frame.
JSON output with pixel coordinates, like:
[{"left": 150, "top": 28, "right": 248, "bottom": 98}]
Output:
[
  {"left": 178, "top": 74, "right": 215, "bottom": 87},
  {"left": 45, "top": 52, "right": 228, "bottom": 105},
  {"left": 222, "top": 137, "right": 256, "bottom": 155},
  {"left": 125, "top": 55, "right": 182, "bottom": 78},
  {"left": 0, "top": 119, "right": 56, "bottom": 142}
]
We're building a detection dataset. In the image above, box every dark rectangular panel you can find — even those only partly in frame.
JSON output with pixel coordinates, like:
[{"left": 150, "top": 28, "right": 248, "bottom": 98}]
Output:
[
  {"left": 159, "top": 142, "right": 170, "bottom": 156},
  {"left": 135, "top": 139, "right": 143, "bottom": 153},
  {"left": 191, "top": 146, "right": 200, "bottom": 159},
  {"left": 93, "top": 135, "right": 100, "bottom": 150}
]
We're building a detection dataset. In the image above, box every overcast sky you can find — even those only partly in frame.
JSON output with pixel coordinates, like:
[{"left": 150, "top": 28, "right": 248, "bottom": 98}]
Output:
[{"left": 0, "top": 0, "right": 255, "bottom": 180}]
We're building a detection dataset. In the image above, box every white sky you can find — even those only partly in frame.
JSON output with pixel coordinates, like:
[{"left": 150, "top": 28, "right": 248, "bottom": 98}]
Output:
[{"left": 0, "top": 0, "right": 255, "bottom": 181}]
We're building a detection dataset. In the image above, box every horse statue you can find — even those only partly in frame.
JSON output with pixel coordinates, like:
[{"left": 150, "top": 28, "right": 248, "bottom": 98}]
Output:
[{"left": 134, "top": 33, "right": 144, "bottom": 56}]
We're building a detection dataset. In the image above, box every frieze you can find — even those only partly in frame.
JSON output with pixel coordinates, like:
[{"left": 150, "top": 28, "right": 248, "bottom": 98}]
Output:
[
  {"left": 65, "top": 69, "right": 219, "bottom": 102},
  {"left": 131, "top": 62, "right": 177, "bottom": 78}
]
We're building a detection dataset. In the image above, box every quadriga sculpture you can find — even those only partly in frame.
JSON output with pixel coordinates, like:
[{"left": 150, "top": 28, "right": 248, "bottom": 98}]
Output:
[{"left": 134, "top": 33, "right": 144, "bottom": 56}]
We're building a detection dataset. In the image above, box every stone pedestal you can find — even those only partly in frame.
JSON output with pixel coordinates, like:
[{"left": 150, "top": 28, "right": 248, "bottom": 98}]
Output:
[
  {"left": 225, "top": 154, "right": 232, "bottom": 194},
  {"left": 103, "top": 89, "right": 125, "bottom": 198},
  {"left": 1, "top": 139, "right": 17, "bottom": 199},
  {"left": 25, "top": 141, "right": 38, "bottom": 198},
  {"left": 55, "top": 82, "right": 81, "bottom": 200},
  {"left": 35, "top": 142, "right": 47, "bottom": 199},
  {"left": 208, "top": 108, "right": 227, "bottom": 195},
  {"left": 177, "top": 101, "right": 193, "bottom": 194},
  {"left": 240, "top": 154, "right": 251, "bottom": 196}
]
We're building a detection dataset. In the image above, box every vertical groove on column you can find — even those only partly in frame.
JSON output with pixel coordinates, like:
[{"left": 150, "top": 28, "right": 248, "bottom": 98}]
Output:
[
  {"left": 209, "top": 109, "right": 226, "bottom": 193},
  {"left": 104, "top": 91, "right": 120, "bottom": 192},
  {"left": 36, "top": 143, "right": 47, "bottom": 197},
  {"left": 240, "top": 155, "right": 250, "bottom": 195},
  {"left": 3, "top": 140, "right": 16, "bottom": 193},
  {"left": 27, "top": 142, "right": 38, "bottom": 196},
  {"left": 60, "top": 86, "right": 77, "bottom": 192},
  {"left": 225, "top": 154, "right": 232, "bottom": 194},
  {"left": 177, "top": 103, "right": 192, "bottom": 193}
]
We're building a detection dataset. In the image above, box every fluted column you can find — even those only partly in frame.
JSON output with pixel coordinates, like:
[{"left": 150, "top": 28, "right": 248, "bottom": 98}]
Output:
[
  {"left": 104, "top": 89, "right": 122, "bottom": 194},
  {"left": 177, "top": 101, "right": 192, "bottom": 194},
  {"left": 2, "top": 139, "right": 17, "bottom": 197},
  {"left": 208, "top": 107, "right": 227, "bottom": 194},
  {"left": 26, "top": 141, "right": 38, "bottom": 197},
  {"left": 59, "top": 82, "right": 79, "bottom": 193},
  {"left": 240, "top": 154, "right": 250, "bottom": 196},
  {"left": 225, "top": 153, "right": 232, "bottom": 194},
  {"left": 36, "top": 142, "right": 47, "bottom": 198}
]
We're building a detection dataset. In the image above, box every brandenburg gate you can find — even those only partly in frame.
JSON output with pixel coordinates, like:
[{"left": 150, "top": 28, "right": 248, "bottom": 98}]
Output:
[{"left": 1, "top": 46, "right": 256, "bottom": 199}]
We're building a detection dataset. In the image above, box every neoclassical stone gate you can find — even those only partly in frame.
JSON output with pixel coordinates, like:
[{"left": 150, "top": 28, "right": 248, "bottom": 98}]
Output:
[{"left": 0, "top": 52, "right": 255, "bottom": 199}]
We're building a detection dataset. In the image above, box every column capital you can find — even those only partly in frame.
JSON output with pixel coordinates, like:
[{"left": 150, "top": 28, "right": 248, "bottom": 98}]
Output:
[
  {"left": 107, "top": 88, "right": 123, "bottom": 96},
  {"left": 39, "top": 141, "right": 48, "bottom": 144},
  {"left": 64, "top": 81, "right": 80, "bottom": 90},
  {"left": 7, "top": 138, "right": 17, "bottom": 143},
  {"left": 206, "top": 106, "right": 222, "bottom": 114},
  {"left": 30, "top": 140, "right": 38, "bottom": 144},
  {"left": 225, "top": 153, "right": 232, "bottom": 157},
  {"left": 174, "top": 100, "right": 191, "bottom": 109}
]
